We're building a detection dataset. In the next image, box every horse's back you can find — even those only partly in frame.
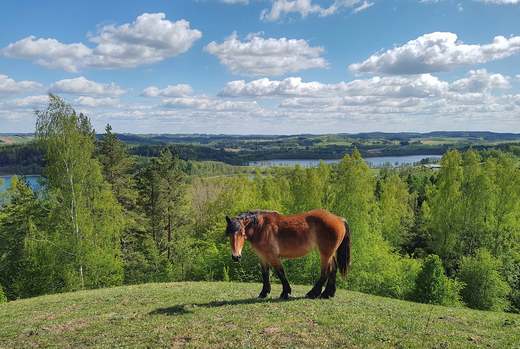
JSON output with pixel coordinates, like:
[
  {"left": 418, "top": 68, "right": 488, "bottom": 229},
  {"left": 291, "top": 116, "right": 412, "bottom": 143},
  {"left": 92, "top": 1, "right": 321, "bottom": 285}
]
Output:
[{"left": 279, "top": 209, "right": 345, "bottom": 250}]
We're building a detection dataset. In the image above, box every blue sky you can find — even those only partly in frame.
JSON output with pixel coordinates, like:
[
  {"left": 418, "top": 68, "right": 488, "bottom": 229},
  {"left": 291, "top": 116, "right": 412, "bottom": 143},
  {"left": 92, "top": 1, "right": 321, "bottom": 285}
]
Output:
[{"left": 1, "top": 0, "right": 519, "bottom": 134}]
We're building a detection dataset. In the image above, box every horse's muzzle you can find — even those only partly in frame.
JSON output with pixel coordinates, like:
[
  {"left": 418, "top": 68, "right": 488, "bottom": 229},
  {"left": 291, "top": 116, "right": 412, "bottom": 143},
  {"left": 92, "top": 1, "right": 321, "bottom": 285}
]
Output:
[{"left": 232, "top": 255, "right": 241, "bottom": 262}]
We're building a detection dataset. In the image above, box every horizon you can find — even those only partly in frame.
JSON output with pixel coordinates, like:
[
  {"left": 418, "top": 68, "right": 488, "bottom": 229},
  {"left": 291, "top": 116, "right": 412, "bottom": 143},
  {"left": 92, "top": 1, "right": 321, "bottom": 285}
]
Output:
[
  {"left": 1, "top": 1, "right": 520, "bottom": 134},
  {"left": 2, "top": 130, "right": 520, "bottom": 137}
]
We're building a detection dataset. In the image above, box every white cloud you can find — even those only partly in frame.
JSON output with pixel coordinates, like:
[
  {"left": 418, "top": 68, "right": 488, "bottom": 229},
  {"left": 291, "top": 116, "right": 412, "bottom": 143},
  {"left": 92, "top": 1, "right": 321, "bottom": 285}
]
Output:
[
  {"left": 205, "top": 32, "right": 327, "bottom": 76},
  {"left": 0, "top": 74, "right": 42, "bottom": 94},
  {"left": 220, "top": 74, "right": 449, "bottom": 98},
  {"left": 349, "top": 32, "right": 520, "bottom": 75},
  {"left": 49, "top": 76, "right": 125, "bottom": 96},
  {"left": 449, "top": 69, "right": 510, "bottom": 93},
  {"left": 74, "top": 96, "right": 120, "bottom": 107},
  {"left": 141, "top": 84, "right": 193, "bottom": 97},
  {"left": 260, "top": 0, "right": 365, "bottom": 21},
  {"left": 162, "top": 96, "right": 259, "bottom": 111},
  {"left": 5, "top": 95, "right": 49, "bottom": 108},
  {"left": 221, "top": 0, "right": 249, "bottom": 4},
  {"left": 2, "top": 13, "right": 202, "bottom": 72},
  {"left": 476, "top": 0, "right": 519, "bottom": 4},
  {"left": 352, "top": 1, "right": 374, "bottom": 13}
]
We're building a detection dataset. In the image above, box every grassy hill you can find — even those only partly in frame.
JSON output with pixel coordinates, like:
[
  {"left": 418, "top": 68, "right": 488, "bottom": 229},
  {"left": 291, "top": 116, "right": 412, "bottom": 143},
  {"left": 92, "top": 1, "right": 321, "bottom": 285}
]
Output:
[{"left": 0, "top": 282, "right": 519, "bottom": 348}]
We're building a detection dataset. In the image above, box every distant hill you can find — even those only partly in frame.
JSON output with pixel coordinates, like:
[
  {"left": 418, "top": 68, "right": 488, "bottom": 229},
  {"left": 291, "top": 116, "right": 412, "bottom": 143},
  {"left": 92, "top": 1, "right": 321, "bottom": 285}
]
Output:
[
  {"left": 0, "top": 282, "right": 518, "bottom": 348},
  {"left": 2, "top": 131, "right": 520, "bottom": 174}
]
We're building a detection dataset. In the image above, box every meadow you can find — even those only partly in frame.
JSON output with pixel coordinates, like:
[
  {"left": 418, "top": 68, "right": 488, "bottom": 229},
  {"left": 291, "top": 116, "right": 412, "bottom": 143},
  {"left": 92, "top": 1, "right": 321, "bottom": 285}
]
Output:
[{"left": 1, "top": 282, "right": 519, "bottom": 348}]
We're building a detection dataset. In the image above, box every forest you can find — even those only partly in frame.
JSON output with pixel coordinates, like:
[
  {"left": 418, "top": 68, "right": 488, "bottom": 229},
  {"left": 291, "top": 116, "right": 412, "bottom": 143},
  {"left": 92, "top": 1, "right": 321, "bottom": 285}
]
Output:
[{"left": 0, "top": 95, "right": 519, "bottom": 313}]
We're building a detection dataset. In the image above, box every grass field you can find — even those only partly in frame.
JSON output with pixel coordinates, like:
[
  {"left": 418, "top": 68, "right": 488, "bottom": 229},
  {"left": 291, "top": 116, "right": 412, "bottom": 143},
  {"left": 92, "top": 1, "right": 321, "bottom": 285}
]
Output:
[{"left": 1, "top": 282, "right": 519, "bottom": 348}]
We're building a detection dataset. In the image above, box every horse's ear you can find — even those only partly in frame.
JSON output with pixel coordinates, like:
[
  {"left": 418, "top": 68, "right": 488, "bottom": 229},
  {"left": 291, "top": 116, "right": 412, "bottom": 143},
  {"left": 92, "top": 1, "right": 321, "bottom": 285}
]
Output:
[{"left": 225, "top": 215, "right": 231, "bottom": 224}]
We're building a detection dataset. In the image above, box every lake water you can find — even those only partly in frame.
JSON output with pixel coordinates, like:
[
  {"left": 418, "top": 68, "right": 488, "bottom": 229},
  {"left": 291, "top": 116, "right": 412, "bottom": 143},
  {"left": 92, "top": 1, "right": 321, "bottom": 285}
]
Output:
[
  {"left": 0, "top": 175, "right": 42, "bottom": 192},
  {"left": 249, "top": 154, "right": 442, "bottom": 168}
]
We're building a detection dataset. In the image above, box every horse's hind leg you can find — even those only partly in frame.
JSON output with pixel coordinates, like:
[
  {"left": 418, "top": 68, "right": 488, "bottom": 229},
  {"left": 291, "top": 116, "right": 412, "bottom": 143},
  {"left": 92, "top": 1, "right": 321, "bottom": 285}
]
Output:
[
  {"left": 321, "top": 258, "right": 337, "bottom": 299},
  {"left": 258, "top": 262, "right": 271, "bottom": 299},
  {"left": 306, "top": 254, "right": 331, "bottom": 299},
  {"left": 271, "top": 259, "right": 291, "bottom": 300}
]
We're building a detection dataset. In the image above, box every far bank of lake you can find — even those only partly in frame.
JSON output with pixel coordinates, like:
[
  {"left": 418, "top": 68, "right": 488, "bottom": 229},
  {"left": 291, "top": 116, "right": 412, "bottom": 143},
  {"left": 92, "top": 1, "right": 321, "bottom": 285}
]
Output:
[
  {"left": 249, "top": 154, "right": 442, "bottom": 168},
  {"left": 0, "top": 175, "right": 41, "bottom": 192}
]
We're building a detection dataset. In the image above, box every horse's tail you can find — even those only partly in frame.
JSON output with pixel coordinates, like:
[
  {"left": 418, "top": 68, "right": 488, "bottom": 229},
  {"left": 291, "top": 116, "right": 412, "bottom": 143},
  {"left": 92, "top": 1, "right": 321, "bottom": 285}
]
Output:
[{"left": 337, "top": 219, "right": 352, "bottom": 278}]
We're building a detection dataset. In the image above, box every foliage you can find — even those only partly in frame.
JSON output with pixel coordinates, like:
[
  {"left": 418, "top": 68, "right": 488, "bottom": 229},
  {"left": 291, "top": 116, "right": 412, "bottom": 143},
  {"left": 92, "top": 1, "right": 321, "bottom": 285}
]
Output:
[
  {"left": 28, "top": 95, "right": 124, "bottom": 293},
  {"left": 458, "top": 249, "right": 511, "bottom": 311},
  {"left": 1, "top": 98, "right": 519, "bottom": 314},
  {"left": 0, "top": 283, "right": 6, "bottom": 303},
  {"left": 413, "top": 255, "right": 462, "bottom": 306},
  {"left": 378, "top": 172, "right": 414, "bottom": 249}
]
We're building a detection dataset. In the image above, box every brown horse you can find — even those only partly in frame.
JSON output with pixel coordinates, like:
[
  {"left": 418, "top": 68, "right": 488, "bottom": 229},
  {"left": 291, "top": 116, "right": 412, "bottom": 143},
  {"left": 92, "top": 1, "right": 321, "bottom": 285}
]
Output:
[{"left": 225, "top": 209, "right": 351, "bottom": 299}]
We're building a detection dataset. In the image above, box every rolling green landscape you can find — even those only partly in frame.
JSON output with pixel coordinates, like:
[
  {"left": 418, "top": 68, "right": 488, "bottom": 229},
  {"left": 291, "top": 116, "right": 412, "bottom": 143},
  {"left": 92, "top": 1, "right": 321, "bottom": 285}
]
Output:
[
  {"left": 1, "top": 97, "right": 519, "bottom": 348},
  {"left": 1, "top": 131, "right": 520, "bottom": 175},
  {"left": 1, "top": 282, "right": 519, "bottom": 348}
]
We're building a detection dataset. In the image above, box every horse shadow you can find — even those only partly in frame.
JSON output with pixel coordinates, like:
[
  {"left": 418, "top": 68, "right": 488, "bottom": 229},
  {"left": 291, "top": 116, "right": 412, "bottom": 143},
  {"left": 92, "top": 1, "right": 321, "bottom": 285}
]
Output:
[{"left": 149, "top": 296, "right": 305, "bottom": 316}]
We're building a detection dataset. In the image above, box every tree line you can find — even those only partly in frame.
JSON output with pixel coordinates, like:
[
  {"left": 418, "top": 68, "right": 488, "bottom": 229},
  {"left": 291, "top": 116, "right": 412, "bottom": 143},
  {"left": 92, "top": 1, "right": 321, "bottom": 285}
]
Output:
[{"left": 1, "top": 96, "right": 519, "bottom": 313}]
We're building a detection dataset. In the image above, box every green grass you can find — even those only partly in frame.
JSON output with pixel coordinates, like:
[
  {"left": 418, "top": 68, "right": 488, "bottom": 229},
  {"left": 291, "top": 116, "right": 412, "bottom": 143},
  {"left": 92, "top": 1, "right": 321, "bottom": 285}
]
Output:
[{"left": 1, "top": 282, "right": 519, "bottom": 348}]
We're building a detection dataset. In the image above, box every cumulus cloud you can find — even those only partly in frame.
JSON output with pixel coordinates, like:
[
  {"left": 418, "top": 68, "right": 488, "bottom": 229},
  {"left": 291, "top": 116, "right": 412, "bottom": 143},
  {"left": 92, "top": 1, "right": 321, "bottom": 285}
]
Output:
[
  {"left": 205, "top": 32, "right": 327, "bottom": 76},
  {"left": 74, "top": 96, "right": 120, "bottom": 107},
  {"left": 4, "top": 95, "right": 49, "bottom": 108},
  {"left": 141, "top": 84, "right": 193, "bottom": 97},
  {"left": 260, "top": 0, "right": 365, "bottom": 21},
  {"left": 49, "top": 76, "right": 125, "bottom": 96},
  {"left": 162, "top": 96, "right": 259, "bottom": 112},
  {"left": 449, "top": 69, "right": 510, "bottom": 93},
  {"left": 349, "top": 32, "right": 520, "bottom": 75},
  {"left": 0, "top": 74, "right": 42, "bottom": 94},
  {"left": 1, "top": 13, "right": 202, "bottom": 72},
  {"left": 220, "top": 74, "right": 449, "bottom": 98}
]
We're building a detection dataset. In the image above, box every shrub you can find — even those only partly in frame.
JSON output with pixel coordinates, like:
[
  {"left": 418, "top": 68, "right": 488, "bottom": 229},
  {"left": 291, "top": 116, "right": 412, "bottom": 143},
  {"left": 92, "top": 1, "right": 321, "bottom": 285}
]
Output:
[
  {"left": 414, "top": 255, "right": 462, "bottom": 306},
  {"left": 0, "top": 284, "right": 6, "bottom": 303},
  {"left": 458, "top": 249, "right": 511, "bottom": 311}
]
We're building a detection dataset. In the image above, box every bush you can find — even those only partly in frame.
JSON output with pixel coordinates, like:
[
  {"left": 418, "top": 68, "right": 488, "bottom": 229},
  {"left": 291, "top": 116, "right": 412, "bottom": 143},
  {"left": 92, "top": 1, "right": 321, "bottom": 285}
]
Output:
[
  {"left": 501, "top": 252, "right": 520, "bottom": 313},
  {"left": 414, "top": 255, "right": 462, "bottom": 306},
  {"left": 0, "top": 284, "right": 6, "bottom": 303},
  {"left": 458, "top": 249, "right": 511, "bottom": 311}
]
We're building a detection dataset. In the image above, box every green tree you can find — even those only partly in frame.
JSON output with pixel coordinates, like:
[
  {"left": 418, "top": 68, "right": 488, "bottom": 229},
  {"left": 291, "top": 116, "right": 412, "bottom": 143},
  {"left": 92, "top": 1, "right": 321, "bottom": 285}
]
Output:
[
  {"left": 414, "top": 255, "right": 462, "bottom": 306},
  {"left": 97, "top": 124, "right": 137, "bottom": 210},
  {"left": 329, "top": 149, "right": 419, "bottom": 299},
  {"left": 0, "top": 177, "right": 49, "bottom": 299},
  {"left": 34, "top": 95, "right": 124, "bottom": 291},
  {"left": 138, "top": 149, "right": 187, "bottom": 261},
  {"left": 423, "top": 150, "right": 463, "bottom": 268},
  {"left": 459, "top": 150, "right": 494, "bottom": 255},
  {"left": 379, "top": 173, "right": 414, "bottom": 249},
  {"left": 458, "top": 249, "right": 511, "bottom": 311}
]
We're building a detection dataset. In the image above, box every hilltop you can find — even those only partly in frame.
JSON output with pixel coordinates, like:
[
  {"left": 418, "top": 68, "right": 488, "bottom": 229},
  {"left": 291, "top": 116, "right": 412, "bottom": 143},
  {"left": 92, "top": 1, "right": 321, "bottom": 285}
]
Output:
[{"left": 0, "top": 282, "right": 518, "bottom": 348}]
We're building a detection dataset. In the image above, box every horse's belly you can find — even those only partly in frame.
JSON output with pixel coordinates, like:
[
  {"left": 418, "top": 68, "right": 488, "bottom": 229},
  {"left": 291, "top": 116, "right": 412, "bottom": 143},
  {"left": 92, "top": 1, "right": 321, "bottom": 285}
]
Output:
[{"left": 278, "top": 239, "right": 314, "bottom": 258}]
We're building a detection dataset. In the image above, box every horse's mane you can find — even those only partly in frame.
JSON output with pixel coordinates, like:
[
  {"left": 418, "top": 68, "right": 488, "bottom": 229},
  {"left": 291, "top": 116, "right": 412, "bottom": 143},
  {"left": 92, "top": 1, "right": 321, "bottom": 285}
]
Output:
[{"left": 236, "top": 210, "right": 280, "bottom": 226}]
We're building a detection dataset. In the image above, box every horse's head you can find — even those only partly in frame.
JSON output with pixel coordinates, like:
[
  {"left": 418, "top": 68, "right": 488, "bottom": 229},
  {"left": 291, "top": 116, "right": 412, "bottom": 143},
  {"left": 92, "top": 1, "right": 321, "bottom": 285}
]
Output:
[{"left": 225, "top": 215, "right": 251, "bottom": 262}]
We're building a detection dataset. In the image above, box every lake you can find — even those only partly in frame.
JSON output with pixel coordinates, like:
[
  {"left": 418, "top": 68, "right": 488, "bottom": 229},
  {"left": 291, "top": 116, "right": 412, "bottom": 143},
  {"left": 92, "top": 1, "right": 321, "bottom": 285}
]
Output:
[
  {"left": 249, "top": 154, "right": 442, "bottom": 168},
  {"left": 0, "top": 175, "right": 42, "bottom": 192}
]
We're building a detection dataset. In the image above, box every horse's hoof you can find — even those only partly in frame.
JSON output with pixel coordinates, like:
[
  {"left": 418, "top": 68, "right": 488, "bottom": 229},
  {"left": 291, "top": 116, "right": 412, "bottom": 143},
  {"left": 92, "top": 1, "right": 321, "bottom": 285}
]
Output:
[
  {"left": 319, "top": 293, "right": 331, "bottom": 299},
  {"left": 279, "top": 293, "right": 290, "bottom": 300},
  {"left": 258, "top": 292, "right": 268, "bottom": 299},
  {"left": 305, "top": 291, "right": 319, "bottom": 299}
]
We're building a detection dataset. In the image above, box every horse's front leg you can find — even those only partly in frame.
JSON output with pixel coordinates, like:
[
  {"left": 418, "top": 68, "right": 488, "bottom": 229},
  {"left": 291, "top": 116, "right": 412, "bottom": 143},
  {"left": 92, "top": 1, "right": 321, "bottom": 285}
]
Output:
[{"left": 258, "top": 262, "right": 271, "bottom": 298}]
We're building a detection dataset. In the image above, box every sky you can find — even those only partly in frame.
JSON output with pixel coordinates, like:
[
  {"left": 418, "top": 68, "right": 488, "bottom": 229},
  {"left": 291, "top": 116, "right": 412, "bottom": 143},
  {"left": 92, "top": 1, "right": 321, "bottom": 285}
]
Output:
[{"left": 0, "top": 0, "right": 519, "bottom": 134}]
